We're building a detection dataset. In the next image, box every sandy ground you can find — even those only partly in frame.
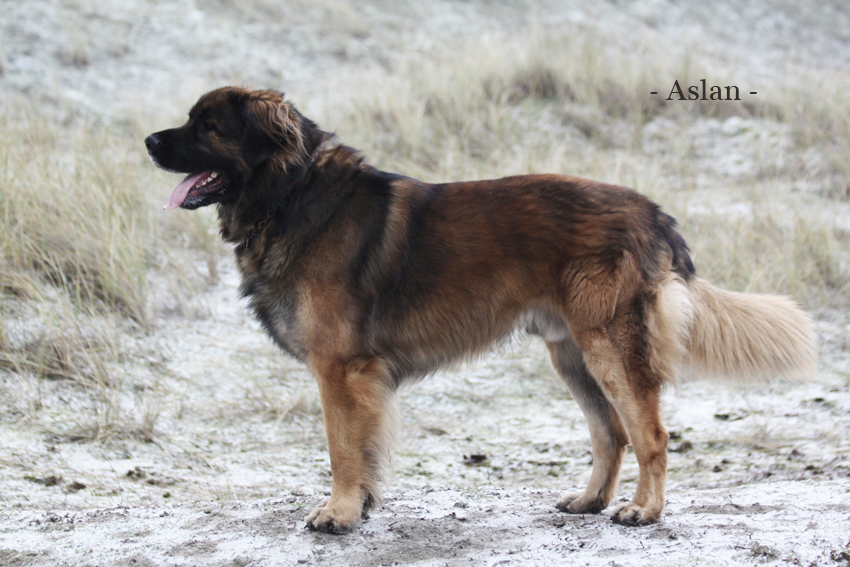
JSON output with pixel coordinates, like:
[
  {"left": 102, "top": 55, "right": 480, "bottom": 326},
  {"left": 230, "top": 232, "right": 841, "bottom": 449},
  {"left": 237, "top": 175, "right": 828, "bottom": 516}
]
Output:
[
  {"left": 4, "top": 482, "right": 850, "bottom": 567},
  {"left": 4, "top": 258, "right": 850, "bottom": 565},
  {"left": 2, "top": 1, "right": 850, "bottom": 565}
]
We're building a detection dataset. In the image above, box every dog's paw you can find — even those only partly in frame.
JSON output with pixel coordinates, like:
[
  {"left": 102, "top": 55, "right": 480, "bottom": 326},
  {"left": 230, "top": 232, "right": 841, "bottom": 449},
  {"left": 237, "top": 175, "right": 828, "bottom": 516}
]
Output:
[
  {"left": 610, "top": 501, "right": 662, "bottom": 526},
  {"left": 304, "top": 499, "right": 361, "bottom": 534},
  {"left": 555, "top": 491, "right": 607, "bottom": 514}
]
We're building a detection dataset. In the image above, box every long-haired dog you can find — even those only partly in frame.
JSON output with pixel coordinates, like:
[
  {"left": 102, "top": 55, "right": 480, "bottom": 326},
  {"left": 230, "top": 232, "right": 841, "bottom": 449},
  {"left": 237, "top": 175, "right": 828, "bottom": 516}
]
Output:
[{"left": 146, "top": 87, "right": 817, "bottom": 533}]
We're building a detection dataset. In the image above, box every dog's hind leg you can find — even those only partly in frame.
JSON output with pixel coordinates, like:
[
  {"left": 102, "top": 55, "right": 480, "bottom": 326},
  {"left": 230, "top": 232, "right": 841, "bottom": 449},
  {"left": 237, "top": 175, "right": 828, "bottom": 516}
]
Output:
[
  {"left": 546, "top": 338, "right": 629, "bottom": 515},
  {"left": 572, "top": 325, "right": 669, "bottom": 525},
  {"left": 305, "top": 356, "right": 398, "bottom": 534}
]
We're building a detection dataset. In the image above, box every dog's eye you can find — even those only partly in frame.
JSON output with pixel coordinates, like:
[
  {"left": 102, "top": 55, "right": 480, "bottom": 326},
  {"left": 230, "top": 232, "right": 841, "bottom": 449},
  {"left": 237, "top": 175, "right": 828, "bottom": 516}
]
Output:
[{"left": 203, "top": 120, "right": 218, "bottom": 133}]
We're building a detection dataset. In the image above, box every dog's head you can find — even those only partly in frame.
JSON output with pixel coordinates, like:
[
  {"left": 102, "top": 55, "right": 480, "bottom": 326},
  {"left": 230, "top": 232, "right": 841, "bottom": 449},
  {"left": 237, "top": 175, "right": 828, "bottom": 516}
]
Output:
[{"left": 145, "top": 87, "right": 308, "bottom": 210}]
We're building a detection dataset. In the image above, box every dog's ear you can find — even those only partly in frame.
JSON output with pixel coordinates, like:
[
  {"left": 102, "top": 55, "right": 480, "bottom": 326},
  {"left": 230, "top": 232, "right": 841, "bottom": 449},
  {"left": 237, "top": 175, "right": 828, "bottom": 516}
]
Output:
[{"left": 241, "top": 90, "right": 305, "bottom": 168}]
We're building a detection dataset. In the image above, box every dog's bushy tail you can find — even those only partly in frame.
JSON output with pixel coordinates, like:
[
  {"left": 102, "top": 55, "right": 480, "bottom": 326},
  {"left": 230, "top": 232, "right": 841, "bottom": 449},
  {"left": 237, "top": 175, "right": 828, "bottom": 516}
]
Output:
[{"left": 680, "top": 277, "right": 817, "bottom": 383}]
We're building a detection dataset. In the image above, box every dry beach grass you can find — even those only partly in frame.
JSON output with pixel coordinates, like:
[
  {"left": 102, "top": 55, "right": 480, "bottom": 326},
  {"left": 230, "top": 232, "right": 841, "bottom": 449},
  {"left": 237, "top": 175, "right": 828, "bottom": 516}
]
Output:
[{"left": 2, "top": 22, "right": 847, "bottom": 425}]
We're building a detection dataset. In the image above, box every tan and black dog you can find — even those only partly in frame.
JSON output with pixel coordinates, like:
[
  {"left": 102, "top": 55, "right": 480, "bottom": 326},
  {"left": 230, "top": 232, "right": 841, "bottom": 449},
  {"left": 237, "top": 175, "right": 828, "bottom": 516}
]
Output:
[{"left": 146, "top": 87, "right": 816, "bottom": 533}]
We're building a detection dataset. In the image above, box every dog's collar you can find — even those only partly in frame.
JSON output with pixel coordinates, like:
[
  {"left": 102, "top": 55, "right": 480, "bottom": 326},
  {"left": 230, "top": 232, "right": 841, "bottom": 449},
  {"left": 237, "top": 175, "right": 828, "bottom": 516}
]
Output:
[{"left": 243, "top": 207, "right": 277, "bottom": 250}]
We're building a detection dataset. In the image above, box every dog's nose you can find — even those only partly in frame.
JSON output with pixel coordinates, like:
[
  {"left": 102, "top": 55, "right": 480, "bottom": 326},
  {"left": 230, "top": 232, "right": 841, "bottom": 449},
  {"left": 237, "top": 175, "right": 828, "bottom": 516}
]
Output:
[{"left": 145, "top": 134, "right": 162, "bottom": 152}]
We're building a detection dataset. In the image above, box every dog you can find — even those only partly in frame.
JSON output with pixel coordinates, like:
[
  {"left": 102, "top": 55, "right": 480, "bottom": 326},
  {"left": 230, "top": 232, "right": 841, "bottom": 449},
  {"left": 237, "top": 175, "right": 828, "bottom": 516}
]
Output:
[{"left": 146, "top": 86, "right": 817, "bottom": 533}]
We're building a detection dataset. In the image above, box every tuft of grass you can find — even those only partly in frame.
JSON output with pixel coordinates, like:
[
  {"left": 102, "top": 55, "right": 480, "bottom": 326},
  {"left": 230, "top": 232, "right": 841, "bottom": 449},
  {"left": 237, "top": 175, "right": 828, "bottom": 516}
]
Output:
[
  {"left": 57, "top": 29, "right": 90, "bottom": 68},
  {"left": 0, "top": 107, "right": 154, "bottom": 325},
  {"left": 0, "top": 293, "right": 168, "bottom": 443},
  {"left": 329, "top": 26, "right": 761, "bottom": 174},
  {"left": 766, "top": 70, "right": 850, "bottom": 182},
  {"left": 51, "top": 383, "right": 166, "bottom": 444},
  {"left": 686, "top": 210, "right": 849, "bottom": 309},
  {"left": 247, "top": 386, "right": 319, "bottom": 424},
  {"left": 0, "top": 286, "right": 114, "bottom": 383},
  {"left": 0, "top": 102, "right": 219, "bottom": 443}
]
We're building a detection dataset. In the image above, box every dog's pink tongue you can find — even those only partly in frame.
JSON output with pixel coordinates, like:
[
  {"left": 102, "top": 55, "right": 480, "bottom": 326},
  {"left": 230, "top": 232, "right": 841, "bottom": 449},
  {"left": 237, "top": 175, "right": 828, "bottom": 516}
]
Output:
[{"left": 163, "top": 172, "right": 208, "bottom": 210}]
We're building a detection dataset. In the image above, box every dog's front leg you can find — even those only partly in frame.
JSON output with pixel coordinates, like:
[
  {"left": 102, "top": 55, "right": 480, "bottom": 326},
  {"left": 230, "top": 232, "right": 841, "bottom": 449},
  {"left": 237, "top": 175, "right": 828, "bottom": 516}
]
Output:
[{"left": 305, "top": 356, "right": 397, "bottom": 534}]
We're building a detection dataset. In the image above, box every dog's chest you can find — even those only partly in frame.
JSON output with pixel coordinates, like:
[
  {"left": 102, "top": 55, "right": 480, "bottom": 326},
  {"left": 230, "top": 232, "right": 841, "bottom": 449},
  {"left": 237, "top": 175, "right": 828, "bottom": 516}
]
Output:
[
  {"left": 252, "top": 295, "right": 307, "bottom": 361},
  {"left": 239, "top": 270, "right": 308, "bottom": 362}
]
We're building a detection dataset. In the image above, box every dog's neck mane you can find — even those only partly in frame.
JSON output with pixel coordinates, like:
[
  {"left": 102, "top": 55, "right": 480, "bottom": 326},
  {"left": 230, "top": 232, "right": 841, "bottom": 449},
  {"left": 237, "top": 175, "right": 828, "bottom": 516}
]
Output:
[
  {"left": 218, "top": 135, "right": 363, "bottom": 260},
  {"left": 239, "top": 137, "right": 332, "bottom": 250}
]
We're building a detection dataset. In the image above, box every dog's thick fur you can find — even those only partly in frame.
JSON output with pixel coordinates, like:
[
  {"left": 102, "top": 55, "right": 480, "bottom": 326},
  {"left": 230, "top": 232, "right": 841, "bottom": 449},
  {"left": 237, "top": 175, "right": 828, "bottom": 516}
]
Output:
[{"left": 146, "top": 87, "right": 817, "bottom": 533}]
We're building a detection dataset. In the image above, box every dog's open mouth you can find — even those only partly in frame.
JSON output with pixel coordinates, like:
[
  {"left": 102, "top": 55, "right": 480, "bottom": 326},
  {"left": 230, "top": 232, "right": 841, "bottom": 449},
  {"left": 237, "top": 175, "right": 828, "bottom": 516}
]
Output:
[{"left": 163, "top": 170, "right": 229, "bottom": 210}]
